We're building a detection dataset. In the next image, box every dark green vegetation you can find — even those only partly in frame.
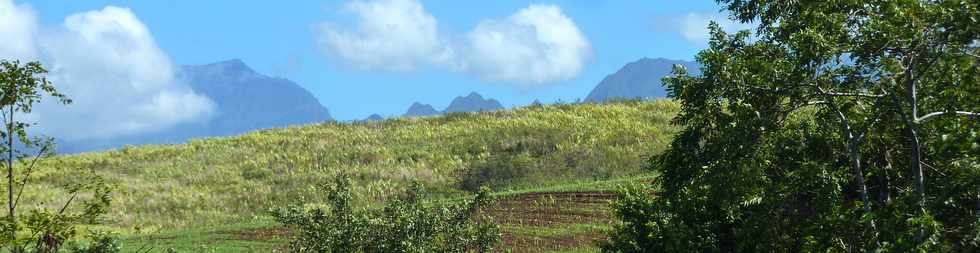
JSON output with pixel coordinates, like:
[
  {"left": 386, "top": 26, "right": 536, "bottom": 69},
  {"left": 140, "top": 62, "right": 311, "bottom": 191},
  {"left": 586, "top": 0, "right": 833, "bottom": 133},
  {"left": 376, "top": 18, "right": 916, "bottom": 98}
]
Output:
[
  {"left": 16, "top": 100, "right": 679, "bottom": 252},
  {"left": 0, "top": 60, "right": 115, "bottom": 252},
  {"left": 603, "top": 0, "right": 979, "bottom": 252},
  {"left": 272, "top": 174, "right": 498, "bottom": 252}
]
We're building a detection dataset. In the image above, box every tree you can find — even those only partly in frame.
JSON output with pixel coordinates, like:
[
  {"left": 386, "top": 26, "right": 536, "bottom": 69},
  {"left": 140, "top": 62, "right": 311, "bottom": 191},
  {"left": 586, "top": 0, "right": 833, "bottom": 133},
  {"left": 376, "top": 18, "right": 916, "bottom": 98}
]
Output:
[
  {"left": 602, "top": 0, "right": 978, "bottom": 252},
  {"left": 0, "top": 60, "right": 113, "bottom": 252}
]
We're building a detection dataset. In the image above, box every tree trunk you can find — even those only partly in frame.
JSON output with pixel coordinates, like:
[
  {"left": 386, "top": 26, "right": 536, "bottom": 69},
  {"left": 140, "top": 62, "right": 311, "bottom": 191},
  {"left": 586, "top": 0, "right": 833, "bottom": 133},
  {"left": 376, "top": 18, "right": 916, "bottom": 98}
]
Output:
[
  {"left": 6, "top": 106, "right": 12, "bottom": 215},
  {"left": 848, "top": 141, "right": 872, "bottom": 215},
  {"left": 6, "top": 105, "right": 12, "bottom": 214},
  {"left": 831, "top": 104, "right": 877, "bottom": 248},
  {"left": 908, "top": 125, "right": 926, "bottom": 242},
  {"left": 6, "top": 105, "right": 13, "bottom": 240}
]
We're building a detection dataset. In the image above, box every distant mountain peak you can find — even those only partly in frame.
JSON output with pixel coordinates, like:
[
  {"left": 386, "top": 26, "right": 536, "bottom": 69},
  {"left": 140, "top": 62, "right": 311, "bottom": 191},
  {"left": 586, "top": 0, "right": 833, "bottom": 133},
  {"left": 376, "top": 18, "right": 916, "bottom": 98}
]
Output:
[
  {"left": 397, "top": 92, "right": 505, "bottom": 118},
  {"left": 199, "top": 58, "right": 255, "bottom": 74},
  {"left": 365, "top": 114, "right": 384, "bottom": 121},
  {"left": 464, "top": 91, "right": 483, "bottom": 98},
  {"left": 445, "top": 92, "right": 504, "bottom": 113},
  {"left": 219, "top": 58, "right": 246, "bottom": 66},
  {"left": 584, "top": 57, "right": 699, "bottom": 102},
  {"left": 404, "top": 102, "right": 439, "bottom": 117}
]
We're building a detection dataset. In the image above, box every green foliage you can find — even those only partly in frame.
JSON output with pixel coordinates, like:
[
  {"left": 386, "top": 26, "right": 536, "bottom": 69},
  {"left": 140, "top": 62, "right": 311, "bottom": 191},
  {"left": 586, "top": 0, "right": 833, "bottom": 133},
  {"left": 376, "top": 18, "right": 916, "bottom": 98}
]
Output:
[
  {"left": 65, "top": 230, "right": 121, "bottom": 253},
  {"left": 604, "top": 0, "right": 979, "bottom": 252},
  {"left": 272, "top": 173, "right": 499, "bottom": 252},
  {"left": 457, "top": 152, "right": 535, "bottom": 191},
  {"left": 0, "top": 60, "right": 115, "bottom": 252}
]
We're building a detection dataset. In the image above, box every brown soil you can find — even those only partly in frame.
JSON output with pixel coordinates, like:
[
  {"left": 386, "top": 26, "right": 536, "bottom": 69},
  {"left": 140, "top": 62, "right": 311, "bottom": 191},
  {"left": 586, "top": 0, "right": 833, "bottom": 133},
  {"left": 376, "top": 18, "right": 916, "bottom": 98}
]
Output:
[
  {"left": 230, "top": 226, "right": 292, "bottom": 241},
  {"left": 489, "top": 191, "right": 619, "bottom": 252}
]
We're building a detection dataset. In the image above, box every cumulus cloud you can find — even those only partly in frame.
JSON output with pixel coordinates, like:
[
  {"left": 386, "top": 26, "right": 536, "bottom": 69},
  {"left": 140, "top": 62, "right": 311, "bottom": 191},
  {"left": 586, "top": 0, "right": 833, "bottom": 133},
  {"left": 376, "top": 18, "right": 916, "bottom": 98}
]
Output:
[
  {"left": 0, "top": 1, "right": 214, "bottom": 141},
  {"left": 314, "top": 0, "right": 453, "bottom": 71},
  {"left": 656, "top": 12, "right": 755, "bottom": 46},
  {"left": 313, "top": 0, "right": 592, "bottom": 85},
  {"left": 459, "top": 4, "right": 591, "bottom": 85},
  {"left": 0, "top": 0, "right": 37, "bottom": 59}
]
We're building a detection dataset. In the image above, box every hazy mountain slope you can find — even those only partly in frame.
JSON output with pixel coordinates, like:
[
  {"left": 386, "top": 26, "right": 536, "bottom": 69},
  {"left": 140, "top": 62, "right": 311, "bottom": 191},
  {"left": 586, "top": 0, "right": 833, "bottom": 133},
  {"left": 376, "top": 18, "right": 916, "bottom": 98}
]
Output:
[
  {"left": 179, "top": 59, "right": 332, "bottom": 134},
  {"left": 585, "top": 58, "right": 700, "bottom": 102},
  {"left": 58, "top": 59, "right": 332, "bottom": 153}
]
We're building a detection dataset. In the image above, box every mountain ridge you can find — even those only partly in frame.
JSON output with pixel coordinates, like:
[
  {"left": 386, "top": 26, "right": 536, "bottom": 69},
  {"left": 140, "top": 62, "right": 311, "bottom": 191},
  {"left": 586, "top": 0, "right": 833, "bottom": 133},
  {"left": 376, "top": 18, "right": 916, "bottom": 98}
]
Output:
[
  {"left": 401, "top": 92, "right": 505, "bottom": 117},
  {"left": 585, "top": 57, "right": 699, "bottom": 102},
  {"left": 57, "top": 59, "right": 332, "bottom": 153}
]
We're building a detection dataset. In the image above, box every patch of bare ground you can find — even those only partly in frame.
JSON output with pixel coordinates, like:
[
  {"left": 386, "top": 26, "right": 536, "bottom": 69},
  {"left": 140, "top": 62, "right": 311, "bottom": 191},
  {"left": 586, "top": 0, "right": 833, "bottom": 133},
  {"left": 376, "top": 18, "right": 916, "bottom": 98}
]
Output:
[
  {"left": 229, "top": 226, "right": 292, "bottom": 241},
  {"left": 488, "top": 191, "right": 619, "bottom": 252}
]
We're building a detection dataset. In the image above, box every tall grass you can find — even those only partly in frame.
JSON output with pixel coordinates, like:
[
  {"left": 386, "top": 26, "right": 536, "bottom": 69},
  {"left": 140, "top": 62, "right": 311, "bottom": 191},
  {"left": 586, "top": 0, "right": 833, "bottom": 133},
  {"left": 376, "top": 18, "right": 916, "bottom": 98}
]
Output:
[{"left": 21, "top": 100, "right": 680, "bottom": 230}]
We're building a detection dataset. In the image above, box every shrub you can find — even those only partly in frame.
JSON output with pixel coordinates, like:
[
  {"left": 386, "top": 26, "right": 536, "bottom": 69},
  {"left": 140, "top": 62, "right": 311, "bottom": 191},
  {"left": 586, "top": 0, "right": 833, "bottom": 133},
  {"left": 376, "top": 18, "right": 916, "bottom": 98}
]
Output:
[
  {"left": 457, "top": 153, "right": 534, "bottom": 192},
  {"left": 66, "top": 230, "right": 121, "bottom": 253},
  {"left": 273, "top": 173, "right": 500, "bottom": 252}
]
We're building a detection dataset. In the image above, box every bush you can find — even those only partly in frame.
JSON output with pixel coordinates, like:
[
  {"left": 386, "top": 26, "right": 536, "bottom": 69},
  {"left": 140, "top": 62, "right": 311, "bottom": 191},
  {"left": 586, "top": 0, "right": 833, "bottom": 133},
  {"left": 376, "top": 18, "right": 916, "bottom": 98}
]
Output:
[
  {"left": 457, "top": 153, "right": 534, "bottom": 192},
  {"left": 272, "top": 173, "right": 500, "bottom": 252},
  {"left": 66, "top": 230, "right": 121, "bottom": 253}
]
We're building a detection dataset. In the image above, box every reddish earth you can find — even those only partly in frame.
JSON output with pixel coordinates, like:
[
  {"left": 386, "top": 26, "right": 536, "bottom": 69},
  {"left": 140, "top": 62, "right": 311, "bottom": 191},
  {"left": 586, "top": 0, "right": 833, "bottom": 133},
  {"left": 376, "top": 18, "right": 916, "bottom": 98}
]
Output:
[
  {"left": 489, "top": 191, "right": 619, "bottom": 252},
  {"left": 231, "top": 226, "right": 292, "bottom": 241}
]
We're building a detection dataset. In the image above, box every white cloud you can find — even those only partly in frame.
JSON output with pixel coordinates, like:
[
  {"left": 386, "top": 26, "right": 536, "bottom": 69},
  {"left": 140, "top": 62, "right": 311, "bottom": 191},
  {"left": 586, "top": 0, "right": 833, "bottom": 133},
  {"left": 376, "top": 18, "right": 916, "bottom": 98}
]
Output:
[
  {"left": 0, "top": 1, "right": 214, "bottom": 141},
  {"left": 460, "top": 4, "right": 591, "bottom": 85},
  {"left": 0, "top": 0, "right": 37, "bottom": 59},
  {"left": 313, "top": 0, "right": 592, "bottom": 86},
  {"left": 314, "top": 0, "right": 453, "bottom": 71},
  {"left": 658, "top": 12, "right": 755, "bottom": 45}
]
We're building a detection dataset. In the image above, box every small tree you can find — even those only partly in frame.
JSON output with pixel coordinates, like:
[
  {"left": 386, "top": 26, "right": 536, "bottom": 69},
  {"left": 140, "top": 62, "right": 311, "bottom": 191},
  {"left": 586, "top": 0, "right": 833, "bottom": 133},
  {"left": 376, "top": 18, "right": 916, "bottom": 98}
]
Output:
[
  {"left": 0, "top": 60, "right": 113, "bottom": 252},
  {"left": 273, "top": 173, "right": 500, "bottom": 252}
]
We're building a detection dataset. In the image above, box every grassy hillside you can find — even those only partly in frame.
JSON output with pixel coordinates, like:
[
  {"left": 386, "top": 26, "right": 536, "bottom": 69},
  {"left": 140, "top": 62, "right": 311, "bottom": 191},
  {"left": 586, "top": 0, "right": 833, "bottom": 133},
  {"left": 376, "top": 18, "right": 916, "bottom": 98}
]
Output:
[{"left": 21, "top": 100, "right": 680, "bottom": 234}]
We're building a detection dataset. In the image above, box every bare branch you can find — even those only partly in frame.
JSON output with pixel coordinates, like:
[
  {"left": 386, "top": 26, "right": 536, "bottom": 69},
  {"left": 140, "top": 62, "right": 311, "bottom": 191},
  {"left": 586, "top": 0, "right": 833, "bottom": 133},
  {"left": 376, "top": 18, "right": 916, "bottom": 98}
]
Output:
[
  {"left": 820, "top": 91, "right": 886, "bottom": 98},
  {"left": 12, "top": 145, "right": 47, "bottom": 210},
  {"left": 58, "top": 191, "right": 78, "bottom": 215},
  {"left": 810, "top": 84, "right": 886, "bottom": 99},
  {"left": 915, "top": 111, "right": 980, "bottom": 123}
]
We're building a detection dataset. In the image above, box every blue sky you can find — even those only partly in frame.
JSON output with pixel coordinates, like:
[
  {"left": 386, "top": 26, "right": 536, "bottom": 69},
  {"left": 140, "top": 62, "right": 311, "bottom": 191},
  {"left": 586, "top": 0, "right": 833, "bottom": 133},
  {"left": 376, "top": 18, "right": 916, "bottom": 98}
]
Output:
[{"left": 17, "top": 0, "right": 739, "bottom": 121}]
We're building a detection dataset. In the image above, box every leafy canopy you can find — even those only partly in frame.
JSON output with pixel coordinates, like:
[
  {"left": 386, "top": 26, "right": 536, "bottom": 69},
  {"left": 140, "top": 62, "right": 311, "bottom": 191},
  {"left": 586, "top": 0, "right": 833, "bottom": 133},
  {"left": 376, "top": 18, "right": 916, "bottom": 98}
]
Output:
[{"left": 603, "top": 0, "right": 978, "bottom": 252}]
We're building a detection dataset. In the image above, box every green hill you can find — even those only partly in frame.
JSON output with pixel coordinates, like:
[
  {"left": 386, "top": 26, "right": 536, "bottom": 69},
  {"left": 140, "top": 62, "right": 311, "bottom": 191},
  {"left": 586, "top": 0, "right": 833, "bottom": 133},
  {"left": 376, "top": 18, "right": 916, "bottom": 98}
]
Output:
[{"left": 24, "top": 100, "right": 679, "bottom": 245}]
